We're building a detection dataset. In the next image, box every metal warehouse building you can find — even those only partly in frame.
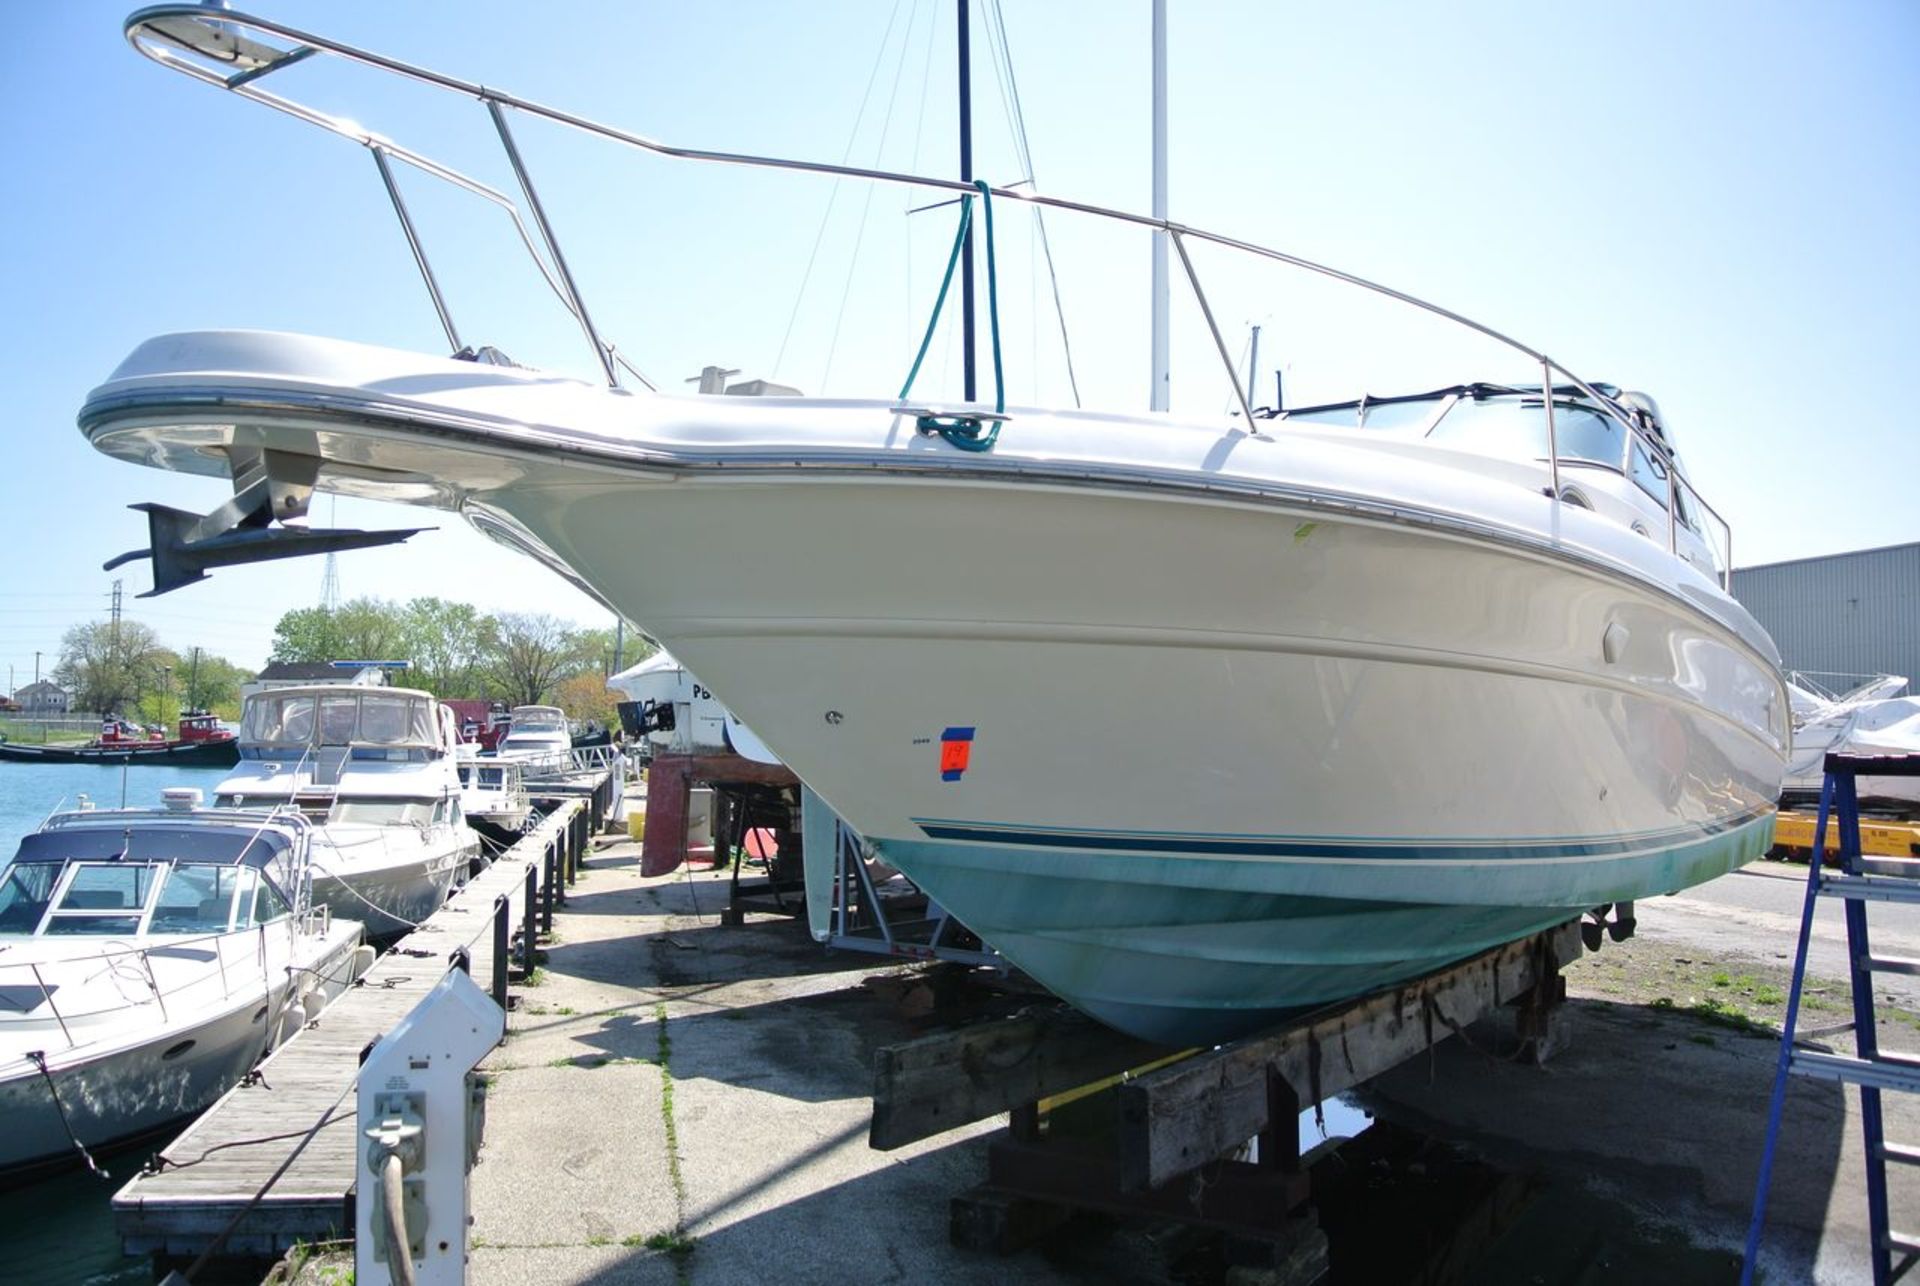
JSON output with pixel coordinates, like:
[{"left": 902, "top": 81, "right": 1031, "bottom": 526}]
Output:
[{"left": 1732, "top": 541, "right": 1920, "bottom": 689}]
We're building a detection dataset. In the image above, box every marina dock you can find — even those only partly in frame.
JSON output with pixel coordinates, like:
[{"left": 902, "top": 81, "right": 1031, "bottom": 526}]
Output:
[{"left": 110, "top": 769, "right": 612, "bottom": 1263}]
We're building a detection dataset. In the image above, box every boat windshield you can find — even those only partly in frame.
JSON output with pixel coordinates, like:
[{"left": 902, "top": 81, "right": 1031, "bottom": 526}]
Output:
[
  {"left": 244, "top": 690, "right": 437, "bottom": 748},
  {"left": 1422, "top": 396, "right": 1627, "bottom": 469},
  {"left": 0, "top": 857, "right": 291, "bottom": 936},
  {"left": 508, "top": 707, "right": 567, "bottom": 734}
]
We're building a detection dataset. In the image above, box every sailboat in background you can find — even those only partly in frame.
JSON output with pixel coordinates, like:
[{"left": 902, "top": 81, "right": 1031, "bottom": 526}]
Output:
[{"left": 81, "top": 6, "right": 1786, "bottom": 1042}]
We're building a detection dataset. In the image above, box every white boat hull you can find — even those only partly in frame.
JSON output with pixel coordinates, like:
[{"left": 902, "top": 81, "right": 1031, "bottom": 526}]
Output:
[
  {"left": 0, "top": 924, "right": 363, "bottom": 1175},
  {"left": 309, "top": 829, "right": 469, "bottom": 940},
  {"left": 80, "top": 333, "right": 1790, "bottom": 1041}
]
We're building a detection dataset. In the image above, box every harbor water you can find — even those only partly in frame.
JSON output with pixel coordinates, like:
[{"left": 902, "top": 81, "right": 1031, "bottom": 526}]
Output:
[{"left": 0, "top": 761, "right": 234, "bottom": 1285}]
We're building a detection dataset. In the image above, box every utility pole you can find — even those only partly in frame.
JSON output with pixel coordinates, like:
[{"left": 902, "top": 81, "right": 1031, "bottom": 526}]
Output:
[
  {"left": 110, "top": 579, "right": 123, "bottom": 648},
  {"left": 34, "top": 650, "right": 40, "bottom": 685},
  {"left": 187, "top": 646, "right": 202, "bottom": 712},
  {"left": 613, "top": 619, "right": 625, "bottom": 673}
]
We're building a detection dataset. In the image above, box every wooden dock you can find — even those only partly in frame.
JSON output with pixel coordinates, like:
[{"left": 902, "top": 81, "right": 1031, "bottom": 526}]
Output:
[{"left": 112, "top": 788, "right": 601, "bottom": 1262}]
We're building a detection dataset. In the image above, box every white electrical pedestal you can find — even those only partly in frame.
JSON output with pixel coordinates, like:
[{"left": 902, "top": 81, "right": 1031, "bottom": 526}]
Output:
[{"left": 356, "top": 966, "right": 504, "bottom": 1286}]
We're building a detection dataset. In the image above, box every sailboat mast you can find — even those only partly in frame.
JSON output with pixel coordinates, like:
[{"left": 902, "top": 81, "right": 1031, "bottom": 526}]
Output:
[
  {"left": 958, "top": 0, "right": 978, "bottom": 402},
  {"left": 1149, "top": 0, "right": 1169, "bottom": 412}
]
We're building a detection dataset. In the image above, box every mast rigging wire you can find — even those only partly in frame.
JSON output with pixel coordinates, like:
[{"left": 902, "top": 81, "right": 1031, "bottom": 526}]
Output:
[
  {"left": 771, "top": 0, "right": 910, "bottom": 383},
  {"left": 983, "top": 0, "right": 1080, "bottom": 407}
]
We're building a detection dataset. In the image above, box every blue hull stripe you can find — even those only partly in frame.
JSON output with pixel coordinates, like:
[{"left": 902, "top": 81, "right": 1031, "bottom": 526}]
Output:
[{"left": 914, "top": 803, "right": 1777, "bottom": 863}]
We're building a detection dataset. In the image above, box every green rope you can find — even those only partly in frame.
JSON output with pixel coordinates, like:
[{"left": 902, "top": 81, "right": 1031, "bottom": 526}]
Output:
[{"left": 897, "top": 179, "right": 1006, "bottom": 452}]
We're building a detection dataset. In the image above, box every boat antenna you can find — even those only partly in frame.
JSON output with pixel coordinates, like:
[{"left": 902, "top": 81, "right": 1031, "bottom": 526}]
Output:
[
  {"left": 37, "top": 795, "right": 68, "bottom": 829},
  {"left": 957, "top": 0, "right": 977, "bottom": 402},
  {"left": 1149, "top": 0, "right": 1169, "bottom": 412}
]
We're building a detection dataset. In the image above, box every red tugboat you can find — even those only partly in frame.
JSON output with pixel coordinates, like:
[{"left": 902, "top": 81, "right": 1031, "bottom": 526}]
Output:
[{"left": 0, "top": 710, "right": 240, "bottom": 766}]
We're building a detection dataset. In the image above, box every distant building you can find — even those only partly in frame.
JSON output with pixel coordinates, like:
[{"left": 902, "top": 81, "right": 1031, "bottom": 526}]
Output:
[
  {"left": 1732, "top": 541, "right": 1920, "bottom": 690},
  {"left": 14, "top": 680, "right": 71, "bottom": 713}
]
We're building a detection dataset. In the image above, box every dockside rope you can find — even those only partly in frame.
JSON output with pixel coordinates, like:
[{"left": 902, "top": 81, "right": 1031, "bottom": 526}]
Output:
[
  {"left": 898, "top": 179, "right": 1006, "bottom": 452},
  {"left": 26, "top": 1050, "right": 108, "bottom": 1179}
]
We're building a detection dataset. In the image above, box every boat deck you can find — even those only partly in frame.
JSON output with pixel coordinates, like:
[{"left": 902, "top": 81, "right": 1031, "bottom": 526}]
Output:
[{"left": 110, "top": 783, "right": 603, "bottom": 1260}]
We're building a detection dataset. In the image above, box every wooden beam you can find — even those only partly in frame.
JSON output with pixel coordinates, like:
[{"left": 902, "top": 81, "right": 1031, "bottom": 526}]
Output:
[
  {"left": 870, "top": 1006, "right": 1176, "bottom": 1150},
  {"left": 1116, "top": 922, "right": 1581, "bottom": 1191}
]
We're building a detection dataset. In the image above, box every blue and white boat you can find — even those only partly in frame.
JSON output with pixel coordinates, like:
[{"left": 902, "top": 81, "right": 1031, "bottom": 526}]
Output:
[
  {"left": 0, "top": 799, "right": 368, "bottom": 1175},
  {"left": 79, "top": 7, "right": 1787, "bottom": 1043}
]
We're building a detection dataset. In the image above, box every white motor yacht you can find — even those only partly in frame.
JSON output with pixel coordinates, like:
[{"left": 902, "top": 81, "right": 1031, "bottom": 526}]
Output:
[
  {"left": 610, "top": 651, "right": 781, "bottom": 765},
  {"left": 455, "top": 744, "right": 534, "bottom": 842},
  {"left": 0, "top": 798, "right": 368, "bottom": 1176},
  {"left": 82, "top": 8, "right": 1788, "bottom": 1042},
  {"left": 494, "top": 705, "right": 574, "bottom": 778},
  {"left": 216, "top": 683, "right": 480, "bottom": 940}
]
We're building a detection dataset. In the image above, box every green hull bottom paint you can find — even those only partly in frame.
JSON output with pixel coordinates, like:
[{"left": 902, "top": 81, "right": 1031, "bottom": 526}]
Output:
[{"left": 878, "top": 812, "right": 1776, "bottom": 1045}]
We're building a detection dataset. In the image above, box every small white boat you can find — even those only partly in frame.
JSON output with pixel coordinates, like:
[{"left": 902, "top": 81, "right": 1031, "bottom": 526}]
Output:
[
  {"left": 494, "top": 705, "right": 574, "bottom": 777},
  {"left": 215, "top": 683, "right": 481, "bottom": 939},
  {"left": 455, "top": 745, "right": 534, "bottom": 841},
  {"left": 0, "top": 799, "right": 368, "bottom": 1176}
]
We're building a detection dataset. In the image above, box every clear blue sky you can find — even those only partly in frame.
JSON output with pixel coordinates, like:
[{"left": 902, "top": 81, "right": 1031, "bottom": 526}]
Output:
[{"left": 2, "top": 1, "right": 1916, "bottom": 688}]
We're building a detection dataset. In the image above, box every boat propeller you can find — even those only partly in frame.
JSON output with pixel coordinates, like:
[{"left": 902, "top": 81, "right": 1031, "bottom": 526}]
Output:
[{"left": 103, "top": 447, "right": 429, "bottom": 596}]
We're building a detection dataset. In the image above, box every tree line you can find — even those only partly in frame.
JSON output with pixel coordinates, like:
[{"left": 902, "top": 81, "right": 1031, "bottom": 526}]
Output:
[
  {"left": 52, "top": 621, "right": 252, "bottom": 721},
  {"left": 54, "top": 596, "right": 651, "bottom": 725}
]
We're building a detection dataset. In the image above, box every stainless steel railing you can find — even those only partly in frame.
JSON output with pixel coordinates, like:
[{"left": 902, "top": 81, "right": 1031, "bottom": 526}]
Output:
[{"left": 123, "top": 5, "right": 1734, "bottom": 587}]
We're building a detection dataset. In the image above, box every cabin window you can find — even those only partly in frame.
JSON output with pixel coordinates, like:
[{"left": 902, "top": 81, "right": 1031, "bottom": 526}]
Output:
[
  {"left": 318, "top": 695, "right": 360, "bottom": 745},
  {"left": 0, "top": 864, "right": 59, "bottom": 933},
  {"left": 329, "top": 799, "right": 435, "bottom": 827},
  {"left": 149, "top": 863, "right": 242, "bottom": 933},
  {"left": 245, "top": 694, "right": 316, "bottom": 745},
  {"left": 360, "top": 694, "right": 434, "bottom": 745}
]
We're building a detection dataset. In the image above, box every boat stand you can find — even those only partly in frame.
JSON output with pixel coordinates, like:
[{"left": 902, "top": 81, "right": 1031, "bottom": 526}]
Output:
[
  {"left": 823, "top": 820, "right": 1003, "bottom": 968},
  {"left": 869, "top": 922, "right": 1581, "bottom": 1269},
  {"left": 712, "top": 779, "right": 806, "bottom": 925}
]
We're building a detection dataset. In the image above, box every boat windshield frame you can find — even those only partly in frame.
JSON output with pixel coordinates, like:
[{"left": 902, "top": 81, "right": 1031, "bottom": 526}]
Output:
[{"left": 120, "top": 4, "right": 1734, "bottom": 588}]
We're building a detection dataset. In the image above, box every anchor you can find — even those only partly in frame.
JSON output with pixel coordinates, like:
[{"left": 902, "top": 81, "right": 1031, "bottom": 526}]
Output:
[{"left": 104, "top": 446, "right": 428, "bottom": 597}]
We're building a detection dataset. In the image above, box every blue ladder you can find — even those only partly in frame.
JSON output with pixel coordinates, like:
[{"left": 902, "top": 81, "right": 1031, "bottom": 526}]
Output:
[{"left": 1743, "top": 752, "right": 1920, "bottom": 1286}]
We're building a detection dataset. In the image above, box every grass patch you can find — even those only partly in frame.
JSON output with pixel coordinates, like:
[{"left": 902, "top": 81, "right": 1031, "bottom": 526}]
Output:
[
  {"left": 1709, "top": 971, "right": 1732, "bottom": 988},
  {"left": 522, "top": 967, "right": 546, "bottom": 988},
  {"left": 640, "top": 1230, "right": 697, "bottom": 1256},
  {"left": 1754, "top": 984, "right": 1786, "bottom": 1006},
  {"left": 1688, "top": 1033, "right": 1717, "bottom": 1047},
  {"left": 1689, "top": 995, "right": 1774, "bottom": 1037},
  {"left": 653, "top": 1000, "right": 696, "bottom": 1278}
]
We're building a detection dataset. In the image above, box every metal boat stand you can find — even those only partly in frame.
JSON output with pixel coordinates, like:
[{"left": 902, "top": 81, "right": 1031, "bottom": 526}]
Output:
[
  {"left": 869, "top": 921, "right": 1582, "bottom": 1271},
  {"left": 821, "top": 819, "right": 1003, "bottom": 968},
  {"left": 712, "top": 778, "right": 806, "bottom": 926}
]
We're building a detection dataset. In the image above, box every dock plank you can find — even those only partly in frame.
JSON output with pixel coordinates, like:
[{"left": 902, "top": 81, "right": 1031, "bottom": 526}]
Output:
[{"left": 112, "top": 788, "right": 599, "bottom": 1259}]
